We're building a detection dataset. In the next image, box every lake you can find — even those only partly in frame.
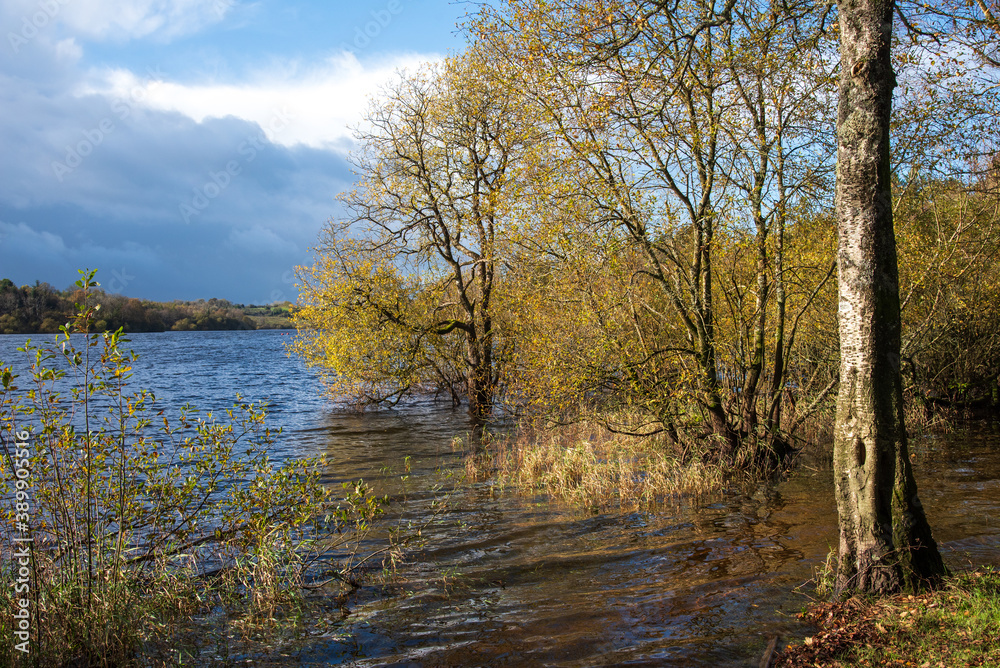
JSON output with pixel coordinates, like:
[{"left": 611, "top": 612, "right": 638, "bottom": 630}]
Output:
[{"left": 2, "top": 329, "right": 998, "bottom": 666}]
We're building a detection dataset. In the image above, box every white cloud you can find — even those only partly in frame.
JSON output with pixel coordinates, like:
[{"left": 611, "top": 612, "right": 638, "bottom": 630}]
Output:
[
  {"left": 4, "top": 0, "right": 233, "bottom": 43},
  {"left": 53, "top": 37, "right": 82, "bottom": 60},
  {"left": 79, "top": 51, "right": 441, "bottom": 151}
]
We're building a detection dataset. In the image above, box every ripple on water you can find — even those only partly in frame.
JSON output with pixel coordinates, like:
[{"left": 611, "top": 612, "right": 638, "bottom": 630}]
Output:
[{"left": 4, "top": 332, "right": 997, "bottom": 666}]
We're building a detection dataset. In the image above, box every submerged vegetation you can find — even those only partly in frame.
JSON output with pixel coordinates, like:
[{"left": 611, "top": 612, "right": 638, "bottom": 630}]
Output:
[{"left": 466, "top": 421, "right": 727, "bottom": 510}]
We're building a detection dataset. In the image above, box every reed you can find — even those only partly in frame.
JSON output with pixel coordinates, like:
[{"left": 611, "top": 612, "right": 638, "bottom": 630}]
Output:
[{"left": 467, "top": 419, "right": 728, "bottom": 510}]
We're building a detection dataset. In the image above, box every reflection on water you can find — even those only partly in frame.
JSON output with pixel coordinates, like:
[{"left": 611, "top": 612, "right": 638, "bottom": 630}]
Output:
[
  {"left": 305, "top": 420, "right": 1000, "bottom": 667},
  {"left": 307, "top": 455, "right": 838, "bottom": 666},
  {"left": 302, "top": 428, "right": 1000, "bottom": 666},
  {"left": 2, "top": 331, "right": 997, "bottom": 666},
  {"left": 914, "top": 425, "right": 1000, "bottom": 569}
]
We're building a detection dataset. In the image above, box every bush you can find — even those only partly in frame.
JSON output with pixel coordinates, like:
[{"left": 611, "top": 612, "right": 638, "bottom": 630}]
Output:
[{"left": 0, "top": 271, "right": 328, "bottom": 666}]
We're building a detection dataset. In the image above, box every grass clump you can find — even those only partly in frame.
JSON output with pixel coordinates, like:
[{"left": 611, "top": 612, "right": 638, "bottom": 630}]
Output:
[
  {"left": 775, "top": 568, "right": 1000, "bottom": 667},
  {"left": 466, "top": 419, "right": 727, "bottom": 509}
]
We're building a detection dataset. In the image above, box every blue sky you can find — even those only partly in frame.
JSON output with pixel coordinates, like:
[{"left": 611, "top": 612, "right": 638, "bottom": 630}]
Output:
[{"left": 0, "top": 0, "right": 470, "bottom": 303}]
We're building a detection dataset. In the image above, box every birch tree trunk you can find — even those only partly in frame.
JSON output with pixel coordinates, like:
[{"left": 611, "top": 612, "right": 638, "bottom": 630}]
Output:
[{"left": 833, "top": 0, "right": 946, "bottom": 595}]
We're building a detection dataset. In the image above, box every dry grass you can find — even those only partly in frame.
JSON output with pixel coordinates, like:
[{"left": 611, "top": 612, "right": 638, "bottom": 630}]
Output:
[
  {"left": 904, "top": 397, "right": 959, "bottom": 435},
  {"left": 466, "top": 420, "right": 727, "bottom": 510}
]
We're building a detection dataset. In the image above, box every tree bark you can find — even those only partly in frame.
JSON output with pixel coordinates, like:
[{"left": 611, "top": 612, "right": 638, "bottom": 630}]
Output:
[
  {"left": 766, "top": 167, "right": 787, "bottom": 446},
  {"left": 466, "top": 335, "right": 494, "bottom": 424},
  {"left": 832, "top": 0, "right": 945, "bottom": 595},
  {"left": 742, "top": 208, "right": 769, "bottom": 437}
]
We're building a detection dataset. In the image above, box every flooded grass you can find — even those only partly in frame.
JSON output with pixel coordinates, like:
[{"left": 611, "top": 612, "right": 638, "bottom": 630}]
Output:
[
  {"left": 138, "top": 578, "right": 357, "bottom": 667},
  {"left": 465, "top": 420, "right": 729, "bottom": 510},
  {"left": 775, "top": 569, "right": 1000, "bottom": 667}
]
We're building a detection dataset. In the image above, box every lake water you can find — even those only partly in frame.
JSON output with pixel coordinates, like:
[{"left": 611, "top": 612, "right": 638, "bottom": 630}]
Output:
[{"left": 2, "top": 330, "right": 998, "bottom": 666}]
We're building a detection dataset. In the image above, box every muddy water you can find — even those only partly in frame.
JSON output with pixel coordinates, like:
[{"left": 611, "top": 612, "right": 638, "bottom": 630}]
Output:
[
  {"left": 302, "top": 411, "right": 1000, "bottom": 667},
  {"left": 3, "top": 332, "right": 997, "bottom": 666}
]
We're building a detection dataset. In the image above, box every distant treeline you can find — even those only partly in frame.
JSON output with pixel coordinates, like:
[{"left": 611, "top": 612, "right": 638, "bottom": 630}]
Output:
[{"left": 0, "top": 278, "right": 295, "bottom": 334}]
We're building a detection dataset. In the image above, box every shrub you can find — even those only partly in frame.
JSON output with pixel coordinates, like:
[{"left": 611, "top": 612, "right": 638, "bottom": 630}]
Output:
[{"left": 0, "top": 271, "right": 328, "bottom": 666}]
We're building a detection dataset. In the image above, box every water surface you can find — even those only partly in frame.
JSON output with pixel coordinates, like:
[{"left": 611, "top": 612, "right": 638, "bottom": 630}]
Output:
[{"left": 2, "top": 331, "right": 996, "bottom": 666}]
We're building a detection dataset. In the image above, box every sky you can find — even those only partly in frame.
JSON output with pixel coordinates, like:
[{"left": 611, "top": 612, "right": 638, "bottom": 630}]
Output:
[{"left": 0, "top": 0, "right": 470, "bottom": 304}]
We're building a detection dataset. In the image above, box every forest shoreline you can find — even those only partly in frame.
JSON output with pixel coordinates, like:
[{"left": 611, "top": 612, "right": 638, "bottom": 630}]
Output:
[{"left": 0, "top": 277, "right": 295, "bottom": 333}]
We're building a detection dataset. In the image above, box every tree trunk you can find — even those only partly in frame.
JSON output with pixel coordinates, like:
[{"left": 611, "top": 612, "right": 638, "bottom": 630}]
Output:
[
  {"left": 832, "top": 0, "right": 945, "bottom": 595},
  {"left": 742, "top": 210, "right": 769, "bottom": 437},
  {"left": 766, "top": 183, "right": 786, "bottom": 446},
  {"left": 697, "top": 213, "right": 740, "bottom": 460},
  {"left": 466, "top": 335, "right": 493, "bottom": 424}
]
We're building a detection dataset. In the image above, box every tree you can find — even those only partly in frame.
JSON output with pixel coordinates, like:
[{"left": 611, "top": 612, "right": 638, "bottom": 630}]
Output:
[
  {"left": 293, "top": 52, "right": 539, "bottom": 422},
  {"left": 887, "top": 9, "right": 1000, "bottom": 414},
  {"left": 895, "top": 171, "right": 1000, "bottom": 411},
  {"left": 831, "top": 0, "right": 946, "bottom": 594},
  {"left": 716, "top": 1, "right": 838, "bottom": 449},
  {"left": 476, "top": 0, "right": 840, "bottom": 462}
]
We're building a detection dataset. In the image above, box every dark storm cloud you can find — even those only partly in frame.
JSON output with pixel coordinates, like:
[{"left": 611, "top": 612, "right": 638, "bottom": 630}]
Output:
[{"left": 0, "top": 61, "right": 352, "bottom": 303}]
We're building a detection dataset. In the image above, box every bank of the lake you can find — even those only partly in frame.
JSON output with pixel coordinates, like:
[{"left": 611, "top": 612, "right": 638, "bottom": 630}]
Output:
[
  {"left": 0, "top": 279, "right": 295, "bottom": 334},
  {"left": 775, "top": 568, "right": 1000, "bottom": 666}
]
